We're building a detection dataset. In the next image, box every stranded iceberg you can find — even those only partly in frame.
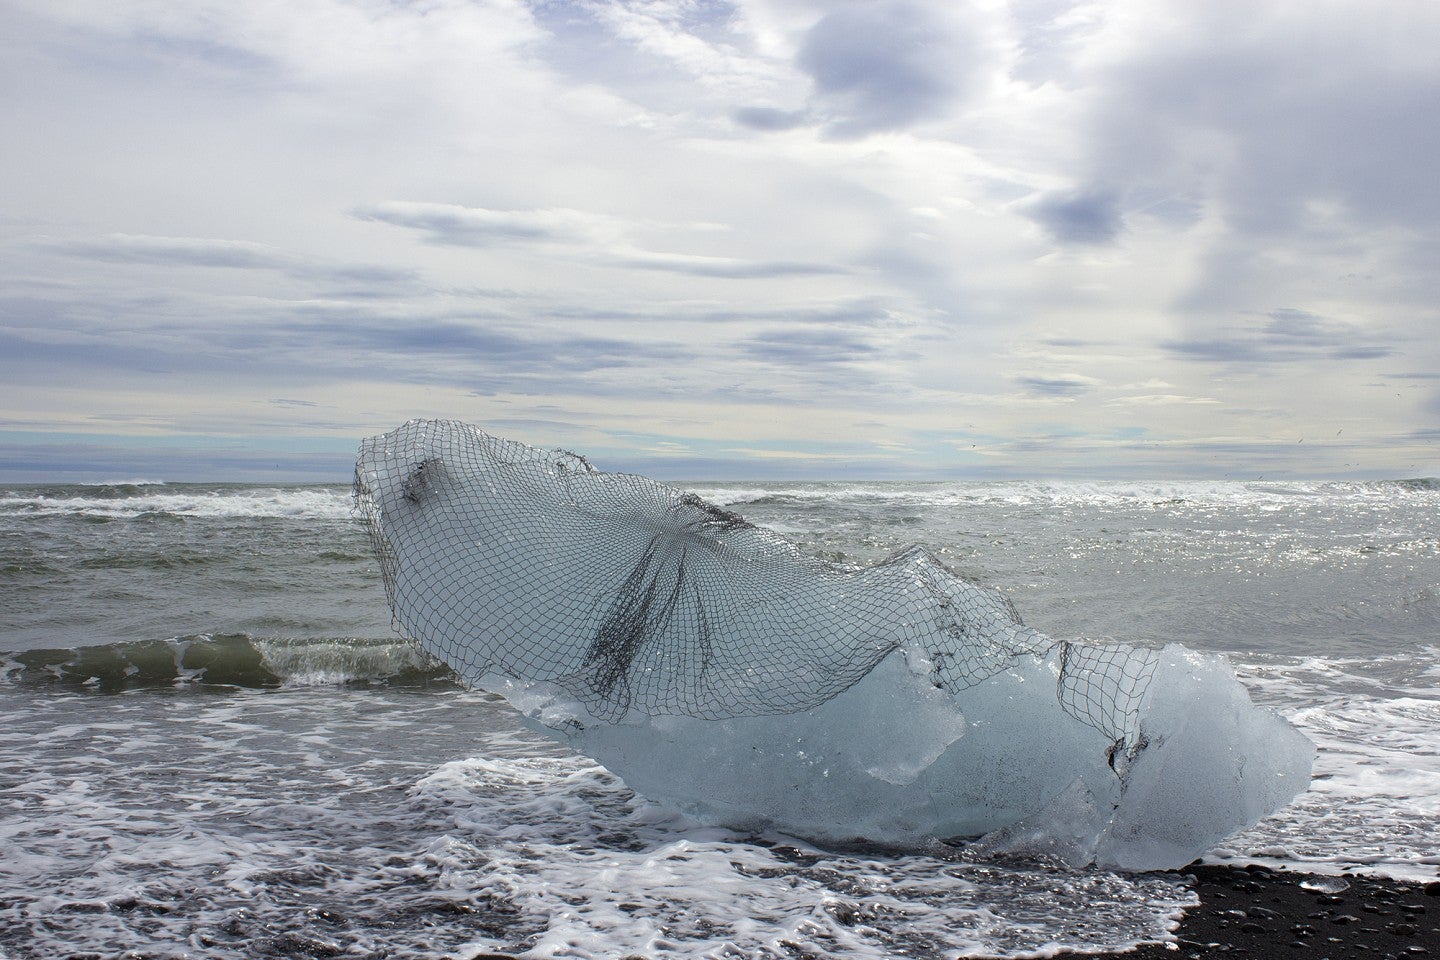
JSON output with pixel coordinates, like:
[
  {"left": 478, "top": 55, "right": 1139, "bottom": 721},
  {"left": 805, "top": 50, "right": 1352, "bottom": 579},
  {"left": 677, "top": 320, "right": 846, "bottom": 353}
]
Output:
[{"left": 354, "top": 420, "right": 1312, "bottom": 870}]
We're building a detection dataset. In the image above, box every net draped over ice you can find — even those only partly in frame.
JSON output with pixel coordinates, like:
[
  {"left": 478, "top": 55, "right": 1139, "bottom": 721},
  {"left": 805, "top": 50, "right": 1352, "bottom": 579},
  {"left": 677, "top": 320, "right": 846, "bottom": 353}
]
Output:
[
  {"left": 354, "top": 419, "right": 1155, "bottom": 745},
  {"left": 355, "top": 420, "right": 1313, "bottom": 869}
]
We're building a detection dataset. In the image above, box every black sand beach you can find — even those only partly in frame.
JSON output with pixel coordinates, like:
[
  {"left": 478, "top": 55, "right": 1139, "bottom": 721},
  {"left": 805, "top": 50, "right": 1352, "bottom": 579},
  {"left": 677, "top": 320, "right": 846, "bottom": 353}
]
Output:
[{"left": 1074, "top": 865, "right": 1440, "bottom": 960}]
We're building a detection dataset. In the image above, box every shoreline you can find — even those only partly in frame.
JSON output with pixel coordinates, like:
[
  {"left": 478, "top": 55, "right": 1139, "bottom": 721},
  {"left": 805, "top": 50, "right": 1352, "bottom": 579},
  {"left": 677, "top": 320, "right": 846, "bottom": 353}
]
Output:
[{"left": 1070, "top": 864, "right": 1439, "bottom": 959}]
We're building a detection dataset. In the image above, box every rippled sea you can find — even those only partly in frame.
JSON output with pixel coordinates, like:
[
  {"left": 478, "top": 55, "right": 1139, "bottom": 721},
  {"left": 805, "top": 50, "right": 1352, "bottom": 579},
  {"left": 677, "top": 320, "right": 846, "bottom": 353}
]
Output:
[{"left": 2, "top": 479, "right": 1437, "bottom": 958}]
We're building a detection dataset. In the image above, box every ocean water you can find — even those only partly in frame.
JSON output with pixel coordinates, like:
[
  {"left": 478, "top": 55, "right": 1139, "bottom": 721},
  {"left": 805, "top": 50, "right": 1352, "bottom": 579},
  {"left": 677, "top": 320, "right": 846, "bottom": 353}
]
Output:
[{"left": 1, "top": 478, "right": 1437, "bottom": 959}]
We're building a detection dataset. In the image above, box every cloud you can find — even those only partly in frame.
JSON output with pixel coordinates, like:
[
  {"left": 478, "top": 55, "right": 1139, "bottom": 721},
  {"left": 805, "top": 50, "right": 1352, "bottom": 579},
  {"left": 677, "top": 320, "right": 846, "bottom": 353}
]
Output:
[
  {"left": 0, "top": 288, "right": 695, "bottom": 397},
  {"left": 0, "top": 434, "right": 354, "bottom": 483},
  {"left": 1016, "top": 374, "right": 1096, "bottom": 397},
  {"left": 48, "top": 233, "right": 423, "bottom": 296},
  {"left": 325, "top": 318, "right": 690, "bottom": 375},
  {"left": 614, "top": 251, "right": 843, "bottom": 279},
  {"left": 305, "top": 264, "right": 425, "bottom": 300},
  {"left": 1165, "top": 309, "right": 1394, "bottom": 365},
  {"left": 4, "top": 0, "right": 1439, "bottom": 480},
  {"left": 130, "top": 29, "right": 274, "bottom": 77},
  {"left": 541, "top": 299, "right": 892, "bottom": 327},
  {"left": 1007, "top": 0, "right": 1105, "bottom": 89},
  {"left": 357, "top": 201, "right": 844, "bottom": 279},
  {"left": 0, "top": 324, "right": 196, "bottom": 382},
  {"left": 796, "top": 2, "right": 987, "bottom": 139},
  {"left": 732, "top": 105, "right": 810, "bottom": 132},
  {"left": 353, "top": 202, "right": 621, "bottom": 248},
  {"left": 740, "top": 327, "right": 878, "bottom": 366},
  {"left": 1023, "top": 188, "right": 1124, "bottom": 245},
  {"left": 52, "top": 234, "right": 293, "bottom": 270},
  {"left": 1077, "top": 4, "right": 1440, "bottom": 238},
  {"left": 525, "top": 0, "right": 771, "bottom": 119},
  {"left": 1263, "top": 309, "right": 1389, "bottom": 358},
  {"left": 1106, "top": 394, "right": 1219, "bottom": 406}
]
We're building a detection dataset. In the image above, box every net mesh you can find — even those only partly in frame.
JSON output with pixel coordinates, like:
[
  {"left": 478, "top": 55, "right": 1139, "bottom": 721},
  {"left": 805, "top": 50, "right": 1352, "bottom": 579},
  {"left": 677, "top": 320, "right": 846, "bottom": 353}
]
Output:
[{"left": 354, "top": 420, "right": 1156, "bottom": 743}]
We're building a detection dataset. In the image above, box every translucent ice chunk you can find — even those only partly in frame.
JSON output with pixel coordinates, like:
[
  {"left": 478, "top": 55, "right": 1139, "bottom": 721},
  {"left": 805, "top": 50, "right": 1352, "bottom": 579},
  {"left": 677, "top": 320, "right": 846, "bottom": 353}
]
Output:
[
  {"left": 1097, "top": 646, "right": 1315, "bottom": 870},
  {"left": 355, "top": 420, "right": 1314, "bottom": 869}
]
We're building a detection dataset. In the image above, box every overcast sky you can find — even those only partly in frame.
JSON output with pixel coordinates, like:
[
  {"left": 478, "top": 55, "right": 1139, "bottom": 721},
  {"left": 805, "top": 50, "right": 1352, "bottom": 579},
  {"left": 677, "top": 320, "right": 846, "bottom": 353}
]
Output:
[{"left": 3, "top": 0, "right": 1438, "bottom": 481}]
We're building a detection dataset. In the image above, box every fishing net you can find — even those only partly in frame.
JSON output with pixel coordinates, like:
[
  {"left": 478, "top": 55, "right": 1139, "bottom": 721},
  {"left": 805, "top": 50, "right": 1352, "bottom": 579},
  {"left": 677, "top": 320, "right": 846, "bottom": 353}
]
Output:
[{"left": 354, "top": 420, "right": 1155, "bottom": 744}]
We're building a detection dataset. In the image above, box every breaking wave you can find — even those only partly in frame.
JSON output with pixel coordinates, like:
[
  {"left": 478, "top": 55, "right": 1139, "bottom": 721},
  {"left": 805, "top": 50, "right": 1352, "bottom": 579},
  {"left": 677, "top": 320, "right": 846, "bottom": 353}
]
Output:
[
  {"left": 0, "top": 484, "right": 353, "bottom": 521},
  {"left": 0, "top": 635, "right": 458, "bottom": 691}
]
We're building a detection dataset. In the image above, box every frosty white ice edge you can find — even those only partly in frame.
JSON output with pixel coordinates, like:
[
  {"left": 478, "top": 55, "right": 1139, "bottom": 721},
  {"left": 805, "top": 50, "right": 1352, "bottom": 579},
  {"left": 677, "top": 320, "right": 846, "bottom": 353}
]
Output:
[{"left": 354, "top": 419, "right": 1314, "bottom": 871}]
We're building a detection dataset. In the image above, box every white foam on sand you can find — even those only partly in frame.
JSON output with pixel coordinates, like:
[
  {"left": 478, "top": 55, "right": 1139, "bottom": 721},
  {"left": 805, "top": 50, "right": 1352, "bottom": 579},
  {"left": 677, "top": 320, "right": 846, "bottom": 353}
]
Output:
[
  {"left": 1206, "top": 653, "right": 1440, "bottom": 882},
  {"left": 0, "top": 685, "right": 1198, "bottom": 959}
]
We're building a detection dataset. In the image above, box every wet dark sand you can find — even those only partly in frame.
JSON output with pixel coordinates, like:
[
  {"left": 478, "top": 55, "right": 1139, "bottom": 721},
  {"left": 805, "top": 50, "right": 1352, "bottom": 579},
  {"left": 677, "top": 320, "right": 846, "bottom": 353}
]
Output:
[{"left": 1071, "top": 865, "right": 1440, "bottom": 960}]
